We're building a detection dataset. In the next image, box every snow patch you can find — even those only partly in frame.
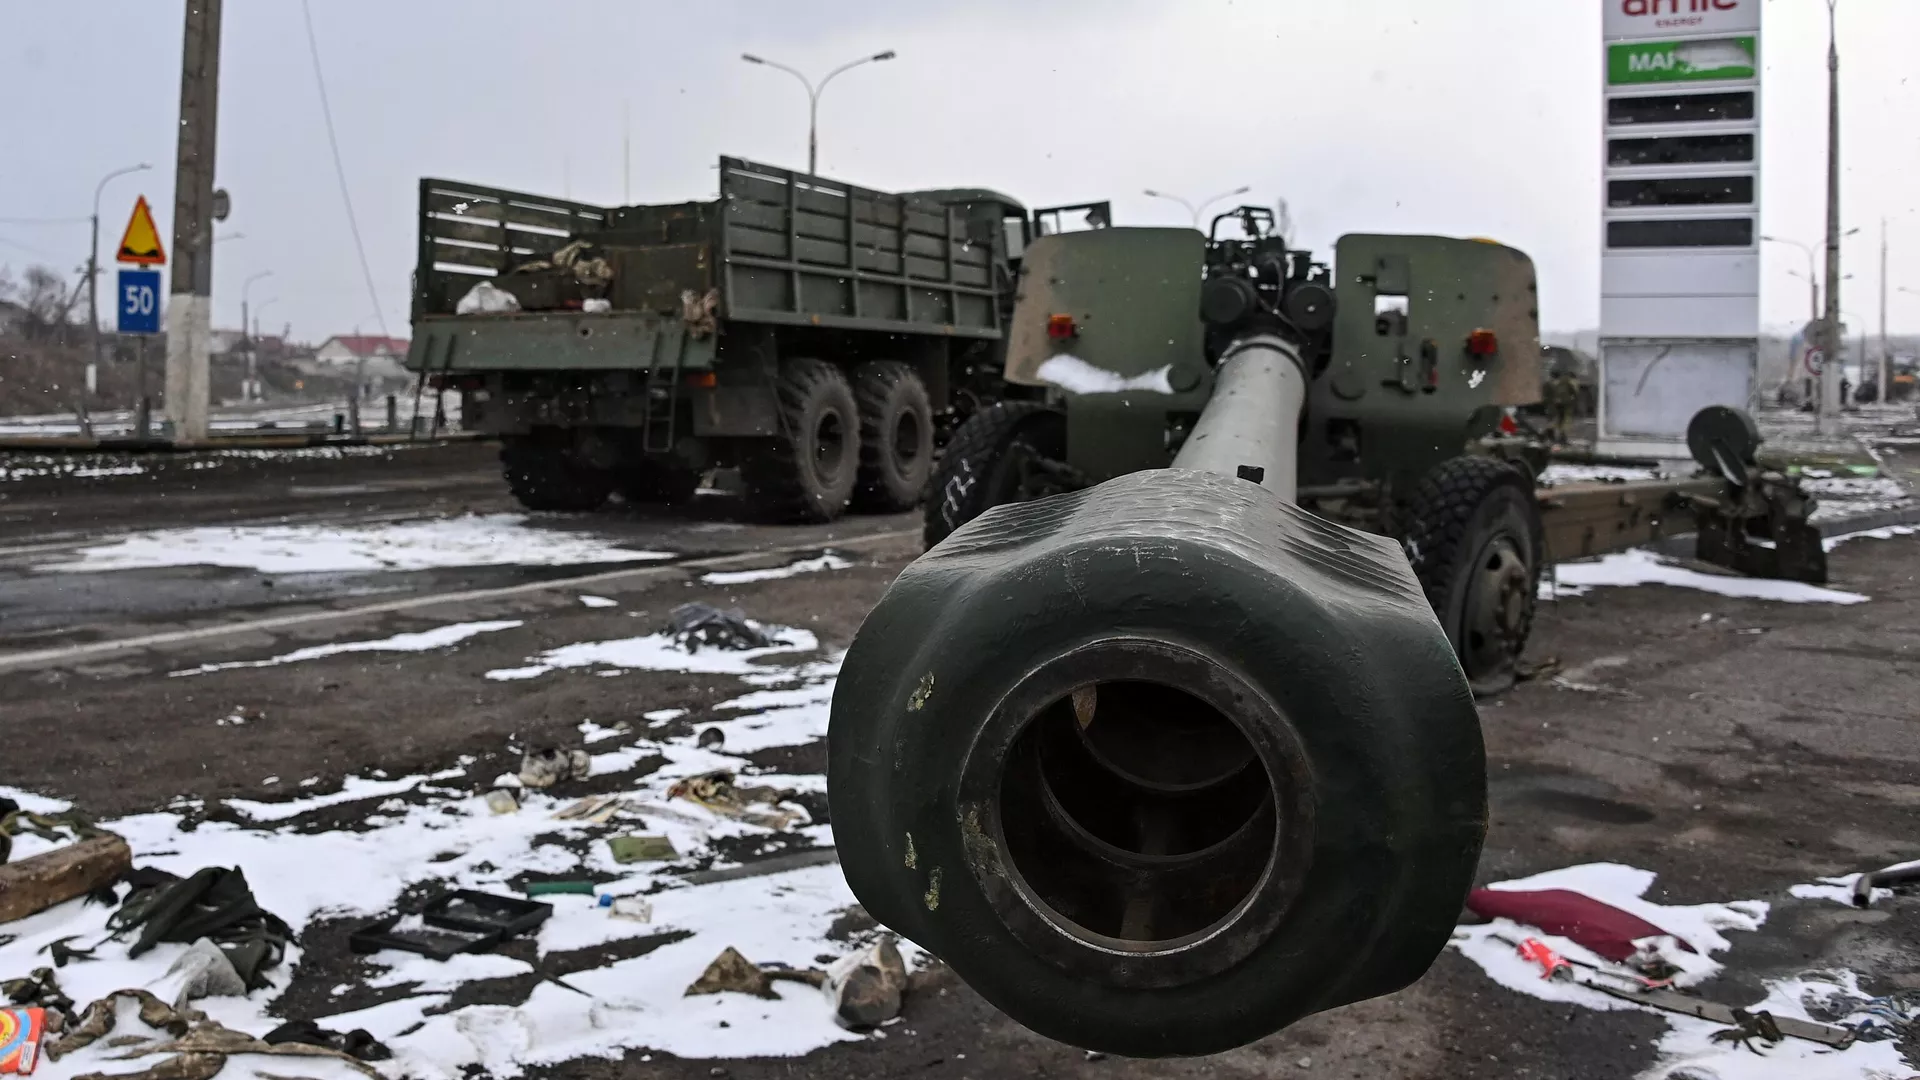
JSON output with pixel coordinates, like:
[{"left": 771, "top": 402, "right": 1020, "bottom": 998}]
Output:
[
  {"left": 485, "top": 627, "right": 818, "bottom": 682},
  {"left": 172, "top": 620, "right": 524, "bottom": 677},
  {"left": 577, "top": 595, "right": 619, "bottom": 608},
  {"left": 1550, "top": 549, "right": 1868, "bottom": 604},
  {"left": 700, "top": 554, "right": 851, "bottom": 586},
  {"left": 1037, "top": 354, "right": 1175, "bottom": 395},
  {"left": 42, "top": 514, "right": 672, "bottom": 574}
]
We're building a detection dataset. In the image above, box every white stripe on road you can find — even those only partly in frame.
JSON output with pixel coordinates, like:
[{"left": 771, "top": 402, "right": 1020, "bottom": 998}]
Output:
[{"left": 0, "top": 527, "right": 917, "bottom": 675}]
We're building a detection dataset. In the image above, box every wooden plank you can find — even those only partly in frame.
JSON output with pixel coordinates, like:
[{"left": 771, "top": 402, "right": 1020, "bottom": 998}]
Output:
[
  {"left": 432, "top": 239, "right": 504, "bottom": 271},
  {"left": 0, "top": 834, "right": 132, "bottom": 923}
]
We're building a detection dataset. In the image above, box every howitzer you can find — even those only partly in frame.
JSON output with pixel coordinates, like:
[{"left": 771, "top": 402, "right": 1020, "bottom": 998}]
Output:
[{"left": 830, "top": 214, "right": 1827, "bottom": 1056}]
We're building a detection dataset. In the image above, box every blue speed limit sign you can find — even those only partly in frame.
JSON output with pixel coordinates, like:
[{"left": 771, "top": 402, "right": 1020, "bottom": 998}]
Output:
[{"left": 117, "top": 268, "right": 161, "bottom": 334}]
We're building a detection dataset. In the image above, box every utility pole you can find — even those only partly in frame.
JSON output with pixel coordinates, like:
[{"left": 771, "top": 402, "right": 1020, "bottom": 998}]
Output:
[
  {"left": 242, "top": 270, "right": 271, "bottom": 402},
  {"left": 1879, "top": 217, "right": 1889, "bottom": 404},
  {"left": 1817, "top": 0, "right": 1843, "bottom": 435},
  {"left": 163, "top": 0, "right": 223, "bottom": 441},
  {"left": 623, "top": 100, "right": 631, "bottom": 203},
  {"left": 88, "top": 163, "right": 151, "bottom": 401}
]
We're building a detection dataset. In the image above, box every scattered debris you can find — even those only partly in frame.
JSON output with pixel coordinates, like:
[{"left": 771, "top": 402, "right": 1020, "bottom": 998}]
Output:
[
  {"left": 823, "top": 935, "right": 908, "bottom": 1030},
  {"left": 524, "top": 881, "right": 595, "bottom": 897},
  {"left": 111, "top": 867, "right": 289, "bottom": 989},
  {"left": 2, "top": 967, "right": 73, "bottom": 1027},
  {"left": 518, "top": 747, "right": 592, "bottom": 789},
  {"left": 697, "top": 727, "right": 726, "bottom": 750},
  {"left": 260, "top": 1018, "right": 393, "bottom": 1062},
  {"left": 666, "top": 771, "right": 801, "bottom": 830},
  {"left": 0, "top": 828, "right": 129, "bottom": 923},
  {"left": 604, "top": 896, "right": 652, "bottom": 922},
  {"left": 455, "top": 280, "right": 521, "bottom": 315},
  {"left": 482, "top": 788, "right": 521, "bottom": 815},
  {"left": 551, "top": 794, "right": 629, "bottom": 823},
  {"left": 608, "top": 835, "right": 678, "bottom": 864},
  {"left": 1467, "top": 886, "right": 1695, "bottom": 971},
  {"left": 686, "top": 946, "right": 779, "bottom": 1000},
  {"left": 668, "top": 602, "right": 781, "bottom": 652},
  {"left": 0, "top": 1005, "right": 44, "bottom": 1074},
  {"left": 156, "top": 937, "right": 247, "bottom": 1008},
  {"left": 1850, "top": 859, "right": 1920, "bottom": 908},
  {"left": 1587, "top": 981, "right": 1857, "bottom": 1049},
  {"left": 347, "top": 890, "right": 551, "bottom": 960}
]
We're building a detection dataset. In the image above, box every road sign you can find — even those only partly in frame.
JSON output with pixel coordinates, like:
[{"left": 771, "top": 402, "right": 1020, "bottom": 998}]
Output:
[
  {"left": 116, "top": 196, "right": 167, "bottom": 266},
  {"left": 1804, "top": 347, "right": 1826, "bottom": 376},
  {"left": 117, "top": 268, "right": 162, "bottom": 334}
]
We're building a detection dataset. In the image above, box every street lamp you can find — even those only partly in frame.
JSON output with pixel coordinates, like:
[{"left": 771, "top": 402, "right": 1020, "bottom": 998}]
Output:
[
  {"left": 1763, "top": 228, "right": 1858, "bottom": 320},
  {"left": 88, "top": 162, "right": 153, "bottom": 397},
  {"left": 242, "top": 271, "right": 273, "bottom": 402},
  {"left": 740, "top": 50, "right": 897, "bottom": 175},
  {"left": 1143, "top": 186, "right": 1252, "bottom": 229}
]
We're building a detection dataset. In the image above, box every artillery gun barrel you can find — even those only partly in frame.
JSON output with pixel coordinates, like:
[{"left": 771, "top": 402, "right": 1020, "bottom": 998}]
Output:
[
  {"left": 829, "top": 330, "right": 1487, "bottom": 1058},
  {"left": 1169, "top": 334, "right": 1309, "bottom": 502}
]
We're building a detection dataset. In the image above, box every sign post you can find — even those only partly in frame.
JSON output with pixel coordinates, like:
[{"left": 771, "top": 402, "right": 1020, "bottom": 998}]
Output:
[
  {"left": 115, "top": 196, "right": 167, "bottom": 435},
  {"left": 1597, "top": 0, "right": 1762, "bottom": 460}
]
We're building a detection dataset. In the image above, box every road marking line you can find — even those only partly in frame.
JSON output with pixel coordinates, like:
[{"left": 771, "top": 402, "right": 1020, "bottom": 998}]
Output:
[{"left": 0, "top": 526, "right": 919, "bottom": 675}]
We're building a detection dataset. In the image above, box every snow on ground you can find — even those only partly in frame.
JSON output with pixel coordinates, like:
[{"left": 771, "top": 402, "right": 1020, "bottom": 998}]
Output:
[
  {"left": 485, "top": 626, "right": 818, "bottom": 682},
  {"left": 1826, "top": 523, "right": 1920, "bottom": 549},
  {"left": 1539, "top": 462, "right": 1667, "bottom": 486},
  {"left": 1543, "top": 549, "right": 1869, "bottom": 604},
  {"left": 1802, "top": 471, "right": 1914, "bottom": 523},
  {"left": 0, "top": 445, "right": 419, "bottom": 483},
  {"left": 37, "top": 514, "right": 673, "bottom": 574},
  {"left": 1452, "top": 863, "right": 1916, "bottom": 1080},
  {"left": 172, "top": 620, "right": 523, "bottom": 677},
  {"left": 0, "top": 634, "right": 904, "bottom": 1079},
  {"left": 699, "top": 553, "right": 852, "bottom": 586},
  {"left": 577, "top": 594, "right": 619, "bottom": 608}
]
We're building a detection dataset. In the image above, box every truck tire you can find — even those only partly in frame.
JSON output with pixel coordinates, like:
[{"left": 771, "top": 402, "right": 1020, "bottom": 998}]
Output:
[
  {"left": 852, "top": 360, "right": 935, "bottom": 513},
  {"left": 1398, "top": 456, "right": 1544, "bottom": 696},
  {"left": 923, "top": 401, "right": 1068, "bottom": 548},
  {"left": 501, "top": 440, "right": 613, "bottom": 513},
  {"left": 741, "top": 358, "right": 861, "bottom": 523},
  {"left": 616, "top": 459, "right": 700, "bottom": 506}
]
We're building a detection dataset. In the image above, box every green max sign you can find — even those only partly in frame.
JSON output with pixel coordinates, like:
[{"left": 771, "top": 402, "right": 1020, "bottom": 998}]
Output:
[{"left": 1608, "top": 37, "right": 1756, "bottom": 85}]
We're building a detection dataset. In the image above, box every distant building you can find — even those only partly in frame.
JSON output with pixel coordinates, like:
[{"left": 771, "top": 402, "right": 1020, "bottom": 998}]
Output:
[{"left": 315, "top": 335, "right": 410, "bottom": 369}]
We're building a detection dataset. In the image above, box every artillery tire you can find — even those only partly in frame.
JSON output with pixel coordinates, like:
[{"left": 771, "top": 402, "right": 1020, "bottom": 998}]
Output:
[
  {"left": 922, "top": 401, "right": 1066, "bottom": 548},
  {"left": 741, "top": 358, "right": 860, "bottom": 523},
  {"left": 501, "top": 439, "right": 612, "bottom": 513},
  {"left": 1399, "top": 456, "right": 1544, "bottom": 696},
  {"left": 851, "top": 361, "right": 935, "bottom": 513},
  {"left": 615, "top": 459, "right": 701, "bottom": 506}
]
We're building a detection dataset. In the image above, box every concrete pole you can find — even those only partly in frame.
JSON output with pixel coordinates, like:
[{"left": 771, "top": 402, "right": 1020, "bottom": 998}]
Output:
[
  {"left": 1817, "top": 0, "right": 1843, "bottom": 435},
  {"left": 1880, "top": 218, "right": 1890, "bottom": 403},
  {"left": 163, "top": 0, "right": 223, "bottom": 441}
]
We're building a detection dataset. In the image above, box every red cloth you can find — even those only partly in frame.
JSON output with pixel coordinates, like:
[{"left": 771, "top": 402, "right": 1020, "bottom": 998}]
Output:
[{"left": 1466, "top": 888, "right": 1695, "bottom": 962}]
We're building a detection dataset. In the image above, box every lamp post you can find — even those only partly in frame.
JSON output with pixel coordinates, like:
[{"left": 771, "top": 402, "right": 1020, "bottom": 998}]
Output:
[
  {"left": 89, "top": 162, "right": 153, "bottom": 398},
  {"left": 242, "top": 270, "right": 272, "bottom": 402},
  {"left": 1816, "top": 0, "right": 1844, "bottom": 434},
  {"left": 741, "top": 50, "right": 897, "bottom": 176},
  {"left": 1143, "top": 186, "right": 1252, "bottom": 229}
]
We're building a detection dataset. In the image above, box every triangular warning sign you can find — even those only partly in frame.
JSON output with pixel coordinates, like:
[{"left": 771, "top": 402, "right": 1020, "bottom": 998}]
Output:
[{"left": 117, "top": 196, "right": 167, "bottom": 266}]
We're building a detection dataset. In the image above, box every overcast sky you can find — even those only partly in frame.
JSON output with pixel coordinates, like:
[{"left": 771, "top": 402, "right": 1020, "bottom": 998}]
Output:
[{"left": 3, "top": 0, "right": 1917, "bottom": 343}]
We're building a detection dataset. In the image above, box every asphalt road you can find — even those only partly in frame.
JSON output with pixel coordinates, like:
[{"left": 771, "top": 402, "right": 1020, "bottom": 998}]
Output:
[{"left": 1, "top": 447, "right": 1916, "bottom": 1080}]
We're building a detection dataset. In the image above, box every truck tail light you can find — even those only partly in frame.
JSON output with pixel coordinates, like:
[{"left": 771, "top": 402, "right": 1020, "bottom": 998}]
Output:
[
  {"left": 1047, "top": 314, "right": 1078, "bottom": 340},
  {"left": 684, "top": 371, "right": 717, "bottom": 389},
  {"left": 1466, "top": 329, "right": 1499, "bottom": 356},
  {"left": 1498, "top": 409, "right": 1519, "bottom": 435}
]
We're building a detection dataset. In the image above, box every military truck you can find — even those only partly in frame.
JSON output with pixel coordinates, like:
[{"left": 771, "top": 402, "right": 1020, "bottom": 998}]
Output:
[
  {"left": 922, "top": 209, "right": 1826, "bottom": 693},
  {"left": 406, "top": 157, "right": 1109, "bottom": 521}
]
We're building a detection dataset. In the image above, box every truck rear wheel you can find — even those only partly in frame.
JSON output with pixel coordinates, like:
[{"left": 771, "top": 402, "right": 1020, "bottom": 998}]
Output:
[
  {"left": 616, "top": 458, "right": 700, "bottom": 506},
  {"left": 501, "top": 439, "right": 613, "bottom": 513},
  {"left": 852, "top": 360, "right": 934, "bottom": 513},
  {"left": 1399, "top": 456, "right": 1543, "bottom": 696},
  {"left": 923, "top": 401, "right": 1070, "bottom": 548},
  {"left": 741, "top": 358, "right": 861, "bottom": 523}
]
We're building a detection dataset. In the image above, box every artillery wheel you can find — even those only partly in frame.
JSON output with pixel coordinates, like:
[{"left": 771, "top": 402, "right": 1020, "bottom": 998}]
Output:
[
  {"left": 923, "top": 401, "right": 1070, "bottom": 547},
  {"left": 851, "top": 360, "right": 935, "bottom": 513},
  {"left": 1400, "top": 456, "right": 1544, "bottom": 696},
  {"left": 615, "top": 458, "right": 701, "bottom": 506},
  {"left": 501, "top": 438, "right": 612, "bottom": 513},
  {"left": 741, "top": 358, "right": 861, "bottom": 523}
]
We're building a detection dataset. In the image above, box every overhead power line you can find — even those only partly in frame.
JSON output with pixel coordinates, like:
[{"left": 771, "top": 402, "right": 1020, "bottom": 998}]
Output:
[{"left": 299, "top": 0, "right": 390, "bottom": 343}]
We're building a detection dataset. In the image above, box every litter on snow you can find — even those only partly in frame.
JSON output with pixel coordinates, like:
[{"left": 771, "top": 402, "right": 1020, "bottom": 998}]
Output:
[{"left": 485, "top": 623, "right": 816, "bottom": 682}]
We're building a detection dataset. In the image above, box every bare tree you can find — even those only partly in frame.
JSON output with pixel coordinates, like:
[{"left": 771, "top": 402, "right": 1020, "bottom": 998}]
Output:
[{"left": 17, "top": 264, "right": 82, "bottom": 342}]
